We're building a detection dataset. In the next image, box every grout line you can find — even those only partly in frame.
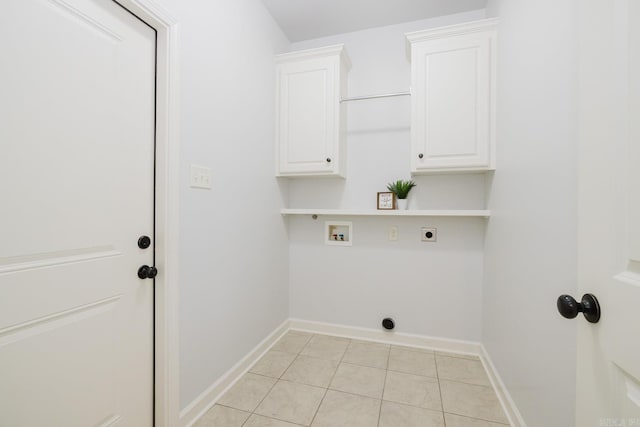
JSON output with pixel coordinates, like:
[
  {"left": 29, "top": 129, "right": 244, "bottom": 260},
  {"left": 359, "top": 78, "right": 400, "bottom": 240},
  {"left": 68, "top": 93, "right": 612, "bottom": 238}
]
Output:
[
  {"left": 385, "top": 367, "right": 439, "bottom": 380},
  {"left": 322, "top": 387, "right": 385, "bottom": 402},
  {"left": 293, "top": 352, "right": 344, "bottom": 362},
  {"left": 241, "top": 333, "right": 313, "bottom": 426},
  {"left": 245, "top": 411, "right": 309, "bottom": 427},
  {"left": 438, "top": 377, "right": 495, "bottom": 388},
  {"left": 307, "top": 336, "right": 352, "bottom": 426},
  {"left": 434, "top": 352, "right": 447, "bottom": 425},
  {"left": 245, "top": 374, "right": 278, "bottom": 421},
  {"left": 215, "top": 403, "right": 251, "bottom": 413},
  {"left": 279, "top": 353, "right": 301, "bottom": 381},
  {"left": 253, "top": 411, "right": 311, "bottom": 426},
  {"left": 435, "top": 351, "right": 481, "bottom": 361},
  {"left": 212, "top": 404, "right": 251, "bottom": 427},
  {"left": 391, "top": 344, "right": 436, "bottom": 353},
  {"left": 377, "top": 343, "right": 391, "bottom": 427},
  {"left": 444, "top": 410, "right": 510, "bottom": 425}
]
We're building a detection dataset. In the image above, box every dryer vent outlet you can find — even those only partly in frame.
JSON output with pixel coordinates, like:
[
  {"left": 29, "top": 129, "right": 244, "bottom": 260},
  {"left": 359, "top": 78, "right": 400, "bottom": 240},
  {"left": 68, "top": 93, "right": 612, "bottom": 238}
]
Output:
[{"left": 382, "top": 318, "right": 395, "bottom": 330}]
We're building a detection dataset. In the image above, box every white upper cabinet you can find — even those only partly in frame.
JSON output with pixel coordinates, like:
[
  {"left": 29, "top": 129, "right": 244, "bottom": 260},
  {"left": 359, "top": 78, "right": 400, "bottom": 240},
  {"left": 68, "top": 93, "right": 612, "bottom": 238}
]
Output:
[
  {"left": 275, "top": 45, "right": 350, "bottom": 177},
  {"left": 406, "top": 19, "right": 497, "bottom": 174}
]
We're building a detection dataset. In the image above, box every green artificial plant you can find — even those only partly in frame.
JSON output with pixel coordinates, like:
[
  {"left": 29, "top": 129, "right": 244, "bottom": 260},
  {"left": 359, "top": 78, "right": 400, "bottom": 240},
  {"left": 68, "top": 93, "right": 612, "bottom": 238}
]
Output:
[{"left": 387, "top": 179, "right": 417, "bottom": 200}]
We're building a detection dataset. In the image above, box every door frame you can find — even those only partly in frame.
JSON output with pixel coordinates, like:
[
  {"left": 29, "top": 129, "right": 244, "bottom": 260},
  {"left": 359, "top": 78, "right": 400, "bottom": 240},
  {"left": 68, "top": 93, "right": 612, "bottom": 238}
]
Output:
[{"left": 113, "top": 1, "right": 180, "bottom": 425}]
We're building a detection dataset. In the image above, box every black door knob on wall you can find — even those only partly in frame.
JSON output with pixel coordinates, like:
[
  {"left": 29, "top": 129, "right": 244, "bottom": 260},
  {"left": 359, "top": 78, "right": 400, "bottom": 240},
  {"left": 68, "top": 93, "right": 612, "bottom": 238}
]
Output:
[
  {"left": 138, "top": 265, "right": 158, "bottom": 279},
  {"left": 557, "top": 293, "right": 601, "bottom": 323}
]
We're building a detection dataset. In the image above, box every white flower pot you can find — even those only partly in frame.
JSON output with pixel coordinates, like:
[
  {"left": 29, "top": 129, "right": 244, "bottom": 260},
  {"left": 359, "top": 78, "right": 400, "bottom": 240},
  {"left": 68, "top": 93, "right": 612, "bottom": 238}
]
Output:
[{"left": 396, "top": 199, "right": 408, "bottom": 210}]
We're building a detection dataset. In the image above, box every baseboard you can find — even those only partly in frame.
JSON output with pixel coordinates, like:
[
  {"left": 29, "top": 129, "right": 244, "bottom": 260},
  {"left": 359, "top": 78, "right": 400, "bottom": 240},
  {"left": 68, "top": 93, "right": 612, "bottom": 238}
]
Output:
[
  {"left": 179, "top": 319, "right": 290, "bottom": 427},
  {"left": 480, "top": 344, "right": 527, "bottom": 427},
  {"left": 289, "top": 318, "right": 482, "bottom": 357}
]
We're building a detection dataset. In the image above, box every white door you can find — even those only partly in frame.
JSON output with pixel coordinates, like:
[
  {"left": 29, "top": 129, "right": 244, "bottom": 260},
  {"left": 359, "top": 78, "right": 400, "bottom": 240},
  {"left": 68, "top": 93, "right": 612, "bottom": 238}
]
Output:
[
  {"left": 576, "top": 0, "right": 640, "bottom": 425},
  {"left": 0, "top": 0, "right": 155, "bottom": 425}
]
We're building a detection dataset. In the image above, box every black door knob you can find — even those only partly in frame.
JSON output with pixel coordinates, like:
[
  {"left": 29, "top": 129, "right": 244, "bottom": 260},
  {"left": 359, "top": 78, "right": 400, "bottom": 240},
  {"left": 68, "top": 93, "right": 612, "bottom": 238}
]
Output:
[
  {"left": 557, "top": 293, "right": 601, "bottom": 323},
  {"left": 326, "top": 157, "right": 332, "bottom": 163},
  {"left": 138, "top": 265, "right": 158, "bottom": 279},
  {"left": 418, "top": 153, "right": 424, "bottom": 159},
  {"left": 138, "top": 235, "right": 151, "bottom": 249}
]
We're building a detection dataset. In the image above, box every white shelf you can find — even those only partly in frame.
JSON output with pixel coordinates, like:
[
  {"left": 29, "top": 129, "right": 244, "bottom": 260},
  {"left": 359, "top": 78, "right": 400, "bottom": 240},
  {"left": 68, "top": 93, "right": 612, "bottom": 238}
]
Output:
[{"left": 281, "top": 209, "right": 491, "bottom": 218}]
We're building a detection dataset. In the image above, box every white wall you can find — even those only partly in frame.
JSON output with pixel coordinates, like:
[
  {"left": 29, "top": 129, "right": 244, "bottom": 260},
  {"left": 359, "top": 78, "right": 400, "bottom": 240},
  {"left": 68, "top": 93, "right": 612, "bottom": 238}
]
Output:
[
  {"left": 148, "top": 1, "right": 581, "bottom": 420},
  {"left": 153, "top": 0, "right": 291, "bottom": 409},
  {"left": 287, "top": 10, "right": 489, "bottom": 341},
  {"left": 483, "top": 1, "right": 578, "bottom": 426}
]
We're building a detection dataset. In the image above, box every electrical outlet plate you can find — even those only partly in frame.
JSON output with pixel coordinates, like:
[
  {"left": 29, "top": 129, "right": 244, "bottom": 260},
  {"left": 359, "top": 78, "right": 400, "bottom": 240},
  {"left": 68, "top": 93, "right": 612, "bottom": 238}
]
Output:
[{"left": 421, "top": 227, "right": 437, "bottom": 242}]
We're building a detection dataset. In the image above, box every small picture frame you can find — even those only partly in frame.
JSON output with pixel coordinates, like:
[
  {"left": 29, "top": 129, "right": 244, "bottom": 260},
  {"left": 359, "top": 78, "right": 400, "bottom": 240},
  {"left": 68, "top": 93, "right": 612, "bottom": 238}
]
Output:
[{"left": 377, "top": 192, "right": 395, "bottom": 210}]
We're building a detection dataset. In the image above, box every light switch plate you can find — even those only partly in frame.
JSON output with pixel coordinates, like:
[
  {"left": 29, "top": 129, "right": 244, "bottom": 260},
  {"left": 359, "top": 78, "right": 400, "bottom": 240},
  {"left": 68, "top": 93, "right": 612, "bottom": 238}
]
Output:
[{"left": 190, "top": 164, "right": 212, "bottom": 189}]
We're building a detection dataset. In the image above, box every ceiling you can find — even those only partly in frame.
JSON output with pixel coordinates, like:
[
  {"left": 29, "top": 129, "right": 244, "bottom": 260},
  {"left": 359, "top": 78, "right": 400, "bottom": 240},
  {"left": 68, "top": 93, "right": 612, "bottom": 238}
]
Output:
[{"left": 261, "top": 0, "right": 488, "bottom": 42}]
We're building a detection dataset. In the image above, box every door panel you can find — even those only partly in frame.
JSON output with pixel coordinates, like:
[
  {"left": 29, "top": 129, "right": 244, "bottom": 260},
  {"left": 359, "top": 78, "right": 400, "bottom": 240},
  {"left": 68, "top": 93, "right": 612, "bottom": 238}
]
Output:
[
  {"left": 0, "top": 0, "right": 155, "bottom": 425},
  {"left": 278, "top": 58, "right": 336, "bottom": 174},
  {"left": 410, "top": 32, "right": 493, "bottom": 171},
  {"left": 577, "top": 0, "right": 640, "bottom": 425}
]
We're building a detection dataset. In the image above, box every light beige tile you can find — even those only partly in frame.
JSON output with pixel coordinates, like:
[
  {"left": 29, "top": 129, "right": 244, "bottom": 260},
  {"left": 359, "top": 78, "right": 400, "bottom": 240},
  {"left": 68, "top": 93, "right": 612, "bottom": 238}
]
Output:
[
  {"left": 300, "top": 335, "right": 350, "bottom": 361},
  {"left": 388, "top": 347, "right": 437, "bottom": 377},
  {"left": 272, "top": 332, "right": 313, "bottom": 355},
  {"left": 311, "top": 390, "right": 381, "bottom": 427},
  {"left": 435, "top": 351, "right": 480, "bottom": 360},
  {"left": 282, "top": 355, "right": 339, "bottom": 388},
  {"left": 217, "top": 373, "right": 276, "bottom": 412},
  {"left": 383, "top": 370, "right": 442, "bottom": 411},
  {"left": 342, "top": 341, "right": 390, "bottom": 369},
  {"left": 436, "top": 355, "right": 490, "bottom": 386},
  {"left": 440, "top": 380, "right": 508, "bottom": 424},
  {"left": 244, "top": 414, "right": 305, "bottom": 427},
  {"left": 379, "top": 401, "right": 445, "bottom": 427},
  {"left": 329, "top": 362, "right": 386, "bottom": 399},
  {"left": 444, "top": 413, "right": 509, "bottom": 427},
  {"left": 192, "top": 405, "right": 250, "bottom": 427},
  {"left": 251, "top": 350, "right": 297, "bottom": 378},
  {"left": 255, "top": 380, "right": 326, "bottom": 426}
]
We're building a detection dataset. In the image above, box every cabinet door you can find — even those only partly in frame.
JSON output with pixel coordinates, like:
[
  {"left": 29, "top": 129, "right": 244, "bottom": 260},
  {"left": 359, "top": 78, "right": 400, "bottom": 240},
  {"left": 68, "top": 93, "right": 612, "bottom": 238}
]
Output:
[
  {"left": 276, "top": 57, "right": 339, "bottom": 176},
  {"left": 411, "top": 32, "right": 495, "bottom": 173}
]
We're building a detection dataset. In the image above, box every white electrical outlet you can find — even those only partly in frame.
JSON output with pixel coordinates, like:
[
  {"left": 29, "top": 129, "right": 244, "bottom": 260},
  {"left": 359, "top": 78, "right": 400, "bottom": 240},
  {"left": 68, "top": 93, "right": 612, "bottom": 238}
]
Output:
[
  {"left": 190, "top": 164, "right": 212, "bottom": 189},
  {"left": 421, "top": 227, "right": 437, "bottom": 242},
  {"left": 389, "top": 226, "right": 398, "bottom": 241}
]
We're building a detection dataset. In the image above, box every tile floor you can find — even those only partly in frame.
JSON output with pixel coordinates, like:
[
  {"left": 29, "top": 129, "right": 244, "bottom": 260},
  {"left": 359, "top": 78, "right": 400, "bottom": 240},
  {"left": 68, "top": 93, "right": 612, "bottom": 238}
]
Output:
[{"left": 194, "top": 331, "right": 510, "bottom": 427}]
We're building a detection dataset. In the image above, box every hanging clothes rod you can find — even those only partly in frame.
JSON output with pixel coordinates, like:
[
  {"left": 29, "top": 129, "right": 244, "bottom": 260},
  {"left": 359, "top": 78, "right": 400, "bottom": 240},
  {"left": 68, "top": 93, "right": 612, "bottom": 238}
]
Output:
[{"left": 340, "top": 91, "right": 411, "bottom": 103}]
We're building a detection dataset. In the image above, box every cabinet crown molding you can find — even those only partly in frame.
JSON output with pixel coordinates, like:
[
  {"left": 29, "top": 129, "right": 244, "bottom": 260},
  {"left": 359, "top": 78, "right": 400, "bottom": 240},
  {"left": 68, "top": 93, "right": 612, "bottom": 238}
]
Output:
[
  {"left": 275, "top": 44, "right": 351, "bottom": 70},
  {"left": 405, "top": 18, "right": 498, "bottom": 59}
]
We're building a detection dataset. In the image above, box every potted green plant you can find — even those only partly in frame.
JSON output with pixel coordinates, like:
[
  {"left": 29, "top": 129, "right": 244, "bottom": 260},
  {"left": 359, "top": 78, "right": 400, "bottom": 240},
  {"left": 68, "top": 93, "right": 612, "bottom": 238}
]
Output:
[{"left": 387, "top": 179, "right": 416, "bottom": 210}]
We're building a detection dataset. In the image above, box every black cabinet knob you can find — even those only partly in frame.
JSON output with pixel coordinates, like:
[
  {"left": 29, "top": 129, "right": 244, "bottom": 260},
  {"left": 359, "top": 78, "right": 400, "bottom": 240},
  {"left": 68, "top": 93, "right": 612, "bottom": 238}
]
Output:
[
  {"left": 326, "top": 157, "right": 332, "bottom": 163},
  {"left": 418, "top": 153, "right": 424, "bottom": 159},
  {"left": 138, "top": 265, "right": 158, "bottom": 279},
  {"left": 557, "top": 293, "right": 600, "bottom": 323}
]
